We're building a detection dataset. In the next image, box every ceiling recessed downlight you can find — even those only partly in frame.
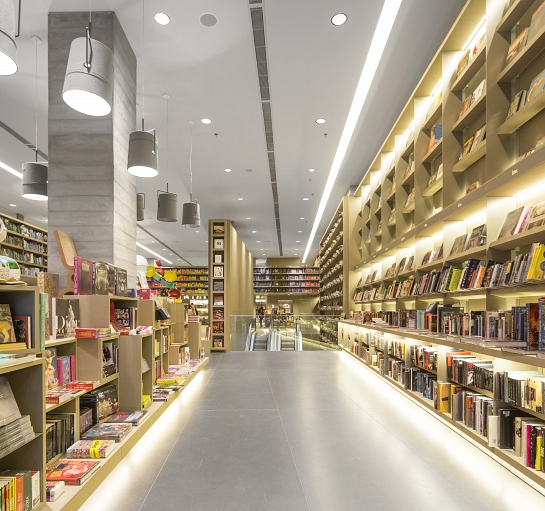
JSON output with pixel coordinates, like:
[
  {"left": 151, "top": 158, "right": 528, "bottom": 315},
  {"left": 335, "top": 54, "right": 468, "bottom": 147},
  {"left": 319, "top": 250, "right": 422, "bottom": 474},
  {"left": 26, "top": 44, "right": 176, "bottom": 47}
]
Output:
[
  {"left": 201, "top": 118, "right": 211, "bottom": 124},
  {"left": 303, "top": 198, "right": 309, "bottom": 201},
  {"left": 224, "top": 168, "right": 232, "bottom": 173},
  {"left": 252, "top": 231, "right": 257, "bottom": 233},
  {"left": 256, "top": 240, "right": 261, "bottom": 243},
  {"left": 200, "top": 13, "right": 217, "bottom": 27},
  {"left": 9, "top": 204, "right": 16, "bottom": 207},
  {"left": 154, "top": 13, "right": 170, "bottom": 25},
  {"left": 298, "top": 230, "right": 302, "bottom": 233},
  {"left": 238, "top": 197, "right": 243, "bottom": 201},
  {"left": 331, "top": 13, "right": 348, "bottom": 26},
  {"left": 308, "top": 168, "right": 316, "bottom": 173},
  {"left": 246, "top": 217, "right": 251, "bottom": 220},
  {"left": 195, "top": 230, "right": 200, "bottom": 233},
  {"left": 300, "top": 217, "right": 305, "bottom": 220},
  {"left": 315, "top": 118, "right": 326, "bottom": 124}
]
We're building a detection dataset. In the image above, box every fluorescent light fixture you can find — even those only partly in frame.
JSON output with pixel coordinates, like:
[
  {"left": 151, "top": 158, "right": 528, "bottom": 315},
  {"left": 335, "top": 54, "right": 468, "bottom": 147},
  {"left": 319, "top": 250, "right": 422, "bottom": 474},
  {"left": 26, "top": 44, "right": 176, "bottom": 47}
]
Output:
[
  {"left": 515, "top": 179, "right": 545, "bottom": 197},
  {"left": 136, "top": 241, "right": 172, "bottom": 264},
  {"left": 246, "top": 217, "right": 251, "bottom": 220},
  {"left": 308, "top": 168, "right": 316, "bottom": 173},
  {"left": 252, "top": 230, "right": 257, "bottom": 233},
  {"left": 0, "top": 161, "right": 22, "bottom": 179},
  {"left": 154, "top": 13, "right": 170, "bottom": 25},
  {"left": 315, "top": 118, "right": 326, "bottom": 124},
  {"left": 331, "top": 13, "right": 348, "bottom": 26},
  {"left": 303, "top": 198, "right": 309, "bottom": 201},
  {"left": 462, "top": 16, "right": 486, "bottom": 51},
  {"left": 9, "top": 204, "right": 15, "bottom": 207},
  {"left": 256, "top": 240, "right": 261, "bottom": 243},
  {"left": 201, "top": 118, "right": 211, "bottom": 124},
  {"left": 224, "top": 168, "right": 232, "bottom": 172},
  {"left": 238, "top": 197, "right": 243, "bottom": 201},
  {"left": 300, "top": 217, "right": 305, "bottom": 220},
  {"left": 298, "top": 230, "right": 302, "bottom": 233},
  {"left": 303, "top": 0, "right": 402, "bottom": 263}
]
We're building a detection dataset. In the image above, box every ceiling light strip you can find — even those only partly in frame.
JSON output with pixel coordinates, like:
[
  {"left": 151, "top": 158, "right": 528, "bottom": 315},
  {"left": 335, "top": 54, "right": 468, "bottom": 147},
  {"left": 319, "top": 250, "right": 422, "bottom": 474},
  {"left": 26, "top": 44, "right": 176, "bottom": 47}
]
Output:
[
  {"left": 137, "top": 225, "right": 193, "bottom": 266},
  {"left": 250, "top": 4, "right": 283, "bottom": 255},
  {"left": 302, "top": 0, "right": 403, "bottom": 263},
  {"left": 0, "top": 160, "right": 22, "bottom": 179},
  {"left": 136, "top": 242, "right": 173, "bottom": 264}
]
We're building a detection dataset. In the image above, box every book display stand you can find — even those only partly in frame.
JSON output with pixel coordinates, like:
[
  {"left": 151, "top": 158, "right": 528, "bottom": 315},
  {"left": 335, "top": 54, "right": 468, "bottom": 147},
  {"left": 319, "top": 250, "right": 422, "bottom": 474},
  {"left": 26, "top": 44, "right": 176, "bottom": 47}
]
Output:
[{"left": 319, "top": 0, "right": 545, "bottom": 494}]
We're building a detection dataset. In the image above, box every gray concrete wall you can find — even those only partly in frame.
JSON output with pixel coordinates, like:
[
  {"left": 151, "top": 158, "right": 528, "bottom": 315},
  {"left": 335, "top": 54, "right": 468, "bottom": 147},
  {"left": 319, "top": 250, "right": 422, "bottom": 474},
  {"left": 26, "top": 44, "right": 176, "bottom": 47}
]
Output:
[{"left": 48, "top": 12, "right": 137, "bottom": 288}]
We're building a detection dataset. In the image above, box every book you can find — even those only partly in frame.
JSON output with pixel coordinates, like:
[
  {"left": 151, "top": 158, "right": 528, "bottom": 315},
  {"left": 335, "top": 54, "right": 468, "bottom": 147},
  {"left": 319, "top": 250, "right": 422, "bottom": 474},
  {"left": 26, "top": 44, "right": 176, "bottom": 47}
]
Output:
[
  {"left": 527, "top": 69, "right": 545, "bottom": 104},
  {"left": 37, "top": 272, "right": 59, "bottom": 341},
  {"left": 66, "top": 440, "right": 116, "bottom": 459},
  {"left": 55, "top": 298, "right": 80, "bottom": 339},
  {"left": 57, "top": 356, "right": 72, "bottom": 387},
  {"left": 524, "top": 200, "right": 545, "bottom": 231},
  {"left": 0, "top": 375, "right": 22, "bottom": 427},
  {"left": 466, "top": 181, "right": 479, "bottom": 195},
  {"left": 73, "top": 257, "right": 94, "bottom": 295},
  {"left": 498, "top": 206, "right": 532, "bottom": 238},
  {"left": 65, "top": 380, "right": 100, "bottom": 391},
  {"left": 466, "top": 224, "right": 487, "bottom": 250},
  {"left": 0, "top": 304, "right": 15, "bottom": 344},
  {"left": 93, "top": 261, "right": 110, "bottom": 295},
  {"left": 456, "top": 50, "right": 470, "bottom": 77},
  {"left": 212, "top": 224, "right": 225, "bottom": 235},
  {"left": 507, "top": 90, "right": 527, "bottom": 119},
  {"left": 12, "top": 316, "right": 30, "bottom": 348},
  {"left": 473, "top": 79, "right": 486, "bottom": 102},
  {"left": 526, "top": 246, "right": 545, "bottom": 281},
  {"left": 46, "top": 460, "right": 100, "bottom": 486},
  {"left": 104, "top": 411, "right": 147, "bottom": 425},
  {"left": 214, "top": 239, "right": 224, "bottom": 249},
  {"left": 459, "top": 95, "right": 474, "bottom": 120},
  {"left": 115, "top": 268, "right": 128, "bottom": 297},
  {"left": 81, "top": 423, "right": 132, "bottom": 442},
  {"left": 506, "top": 28, "right": 528, "bottom": 65},
  {"left": 471, "top": 124, "right": 486, "bottom": 149},
  {"left": 46, "top": 480, "right": 65, "bottom": 502},
  {"left": 461, "top": 136, "right": 474, "bottom": 158},
  {"left": 213, "top": 266, "right": 224, "bottom": 278},
  {"left": 449, "top": 234, "right": 468, "bottom": 256}
]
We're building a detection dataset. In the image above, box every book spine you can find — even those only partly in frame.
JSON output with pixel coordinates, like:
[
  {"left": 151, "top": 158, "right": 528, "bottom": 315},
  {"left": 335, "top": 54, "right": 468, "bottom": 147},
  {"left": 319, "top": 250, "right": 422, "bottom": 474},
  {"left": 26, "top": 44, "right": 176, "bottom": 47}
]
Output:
[
  {"left": 70, "top": 356, "right": 76, "bottom": 383},
  {"left": 39, "top": 293, "right": 46, "bottom": 351},
  {"left": 73, "top": 257, "right": 79, "bottom": 295}
]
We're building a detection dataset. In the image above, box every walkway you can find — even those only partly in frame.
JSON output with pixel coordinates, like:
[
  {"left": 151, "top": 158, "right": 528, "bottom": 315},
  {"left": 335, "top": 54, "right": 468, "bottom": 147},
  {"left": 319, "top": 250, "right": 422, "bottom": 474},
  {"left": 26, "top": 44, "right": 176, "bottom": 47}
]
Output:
[{"left": 80, "top": 352, "right": 545, "bottom": 511}]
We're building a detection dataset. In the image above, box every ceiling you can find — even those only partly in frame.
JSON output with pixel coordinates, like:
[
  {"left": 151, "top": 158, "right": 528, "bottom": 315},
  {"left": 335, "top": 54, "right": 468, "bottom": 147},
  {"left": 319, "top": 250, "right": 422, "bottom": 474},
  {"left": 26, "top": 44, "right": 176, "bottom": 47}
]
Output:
[{"left": 0, "top": 0, "right": 467, "bottom": 267}]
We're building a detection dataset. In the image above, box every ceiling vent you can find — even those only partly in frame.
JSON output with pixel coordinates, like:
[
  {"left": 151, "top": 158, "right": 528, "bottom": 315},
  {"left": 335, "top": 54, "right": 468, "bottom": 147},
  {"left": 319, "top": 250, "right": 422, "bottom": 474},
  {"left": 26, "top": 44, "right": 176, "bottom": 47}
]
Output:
[{"left": 250, "top": 4, "right": 283, "bottom": 255}]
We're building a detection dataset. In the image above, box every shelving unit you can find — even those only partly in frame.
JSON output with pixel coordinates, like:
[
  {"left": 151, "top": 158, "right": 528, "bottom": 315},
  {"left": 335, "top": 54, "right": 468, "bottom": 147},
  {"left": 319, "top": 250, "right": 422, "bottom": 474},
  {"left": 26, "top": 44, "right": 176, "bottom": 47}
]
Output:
[
  {"left": 0, "top": 213, "right": 48, "bottom": 276},
  {"left": 209, "top": 221, "right": 228, "bottom": 351},
  {"left": 254, "top": 267, "right": 320, "bottom": 295}
]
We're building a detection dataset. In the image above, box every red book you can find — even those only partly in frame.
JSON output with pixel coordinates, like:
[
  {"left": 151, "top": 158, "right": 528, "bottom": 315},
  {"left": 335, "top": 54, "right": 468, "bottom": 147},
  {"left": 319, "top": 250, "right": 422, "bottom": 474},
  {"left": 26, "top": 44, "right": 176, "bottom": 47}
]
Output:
[
  {"left": 65, "top": 380, "right": 100, "bottom": 391},
  {"left": 46, "top": 460, "right": 100, "bottom": 486},
  {"left": 73, "top": 257, "right": 94, "bottom": 295}
]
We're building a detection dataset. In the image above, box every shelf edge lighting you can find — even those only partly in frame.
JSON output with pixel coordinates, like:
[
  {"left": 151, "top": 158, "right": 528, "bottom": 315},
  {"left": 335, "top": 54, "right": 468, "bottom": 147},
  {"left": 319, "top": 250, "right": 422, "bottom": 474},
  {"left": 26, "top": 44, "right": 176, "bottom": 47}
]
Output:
[
  {"left": 302, "top": 0, "right": 403, "bottom": 263},
  {"left": 136, "top": 242, "right": 172, "bottom": 264}
]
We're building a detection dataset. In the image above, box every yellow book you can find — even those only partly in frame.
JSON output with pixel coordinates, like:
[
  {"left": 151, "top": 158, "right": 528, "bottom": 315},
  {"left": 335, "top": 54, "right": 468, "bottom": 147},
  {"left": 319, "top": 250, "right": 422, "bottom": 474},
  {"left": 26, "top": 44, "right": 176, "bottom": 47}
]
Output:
[
  {"left": 536, "top": 436, "right": 542, "bottom": 471},
  {"left": 439, "top": 382, "right": 451, "bottom": 413},
  {"left": 527, "top": 245, "right": 545, "bottom": 281}
]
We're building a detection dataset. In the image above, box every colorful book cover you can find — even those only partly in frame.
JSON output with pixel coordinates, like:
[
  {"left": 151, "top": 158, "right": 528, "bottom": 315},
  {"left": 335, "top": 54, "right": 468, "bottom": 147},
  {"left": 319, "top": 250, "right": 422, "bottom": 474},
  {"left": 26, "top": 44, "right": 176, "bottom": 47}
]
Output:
[
  {"left": 507, "top": 90, "right": 527, "bottom": 119},
  {"left": 107, "top": 264, "right": 116, "bottom": 295},
  {"left": 461, "top": 136, "right": 474, "bottom": 158},
  {"left": 0, "top": 304, "right": 15, "bottom": 344},
  {"left": 539, "top": 298, "right": 545, "bottom": 350},
  {"left": 526, "top": 246, "right": 545, "bottom": 281},
  {"left": 527, "top": 69, "right": 545, "bottom": 103},
  {"left": 456, "top": 49, "right": 470, "bottom": 77},
  {"left": 37, "top": 273, "right": 59, "bottom": 341},
  {"left": 81, "top": 423, "right": 131, "bottom": 442},
  {"left": 56, "top": 356, "right": 71, "bottom": 387},
  {"left": 528, "top": 303, "right": 540, "bottom": 349},
  {"left": 115, "top": 268, "right": 128, "bottom": 297},
  {"left": 55, "top": 298, "right": 80, "bottom": 339},
  {"left": 105, "top": 411, "right": 147, "bottom": 425},
  {"left": 46, "top": 460, "right": 100, "bottom": 486},
  {"left": 449, "top": 234, "right": 468, "bottom": 256},
  {"left": 93, "top": 261, "right": 109, "bottom": 295},
  {"left": 498, "top": 206, "right": 528, "bottom": 238},
  {"left": 12, "top": 316, "right": 30, "bottom": 348},
  {"left": 66, "top": 440, "right": 115, "bottom": 459},
  {"left": 529, "top": 1, "right": 545, "bottom": 42},
  {"left": 506, "top": 27, "right": 528, "bottom": 65},
  {"left": 73, "top": 257, "right": 94, "bottom": 295}
]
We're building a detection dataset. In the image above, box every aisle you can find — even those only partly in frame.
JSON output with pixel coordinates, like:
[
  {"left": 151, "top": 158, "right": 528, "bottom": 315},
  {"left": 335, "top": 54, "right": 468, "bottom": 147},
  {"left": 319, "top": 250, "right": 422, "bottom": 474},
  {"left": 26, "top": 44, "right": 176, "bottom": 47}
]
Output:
[{"left": 80, "top": 352, "right": 545, "bottom": 511}]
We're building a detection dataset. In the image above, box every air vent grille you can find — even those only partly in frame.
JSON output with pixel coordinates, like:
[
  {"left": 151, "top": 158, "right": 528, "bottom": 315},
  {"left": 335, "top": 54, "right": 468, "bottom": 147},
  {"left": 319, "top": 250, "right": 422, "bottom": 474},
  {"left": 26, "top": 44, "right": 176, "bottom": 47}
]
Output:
[{"left": 250, "top": 6, "right": 282, "bottom": 255}]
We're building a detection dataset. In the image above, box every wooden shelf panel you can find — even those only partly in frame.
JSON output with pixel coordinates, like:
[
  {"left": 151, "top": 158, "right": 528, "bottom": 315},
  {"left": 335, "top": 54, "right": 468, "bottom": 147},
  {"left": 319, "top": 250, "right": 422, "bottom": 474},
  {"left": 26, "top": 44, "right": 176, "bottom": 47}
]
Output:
[
  {"left": 422, "top": 176, "right": 443, "bottom": 197},
  {"left": 445, "top": 245, "right": 487, "bottom": 264},
  {"left": 452, "top": 140, "right": 486, "bottom": 173},
  {"left": 422, "top": 139, "right": 443, "bottom": 163},
  {"left": 498, "top": 25, "right": 545, "bottom": 83},
  {"left": 497, "top": 89, "right": 545, "bottom": 135},
  {"left": 497, "top": 0, "right": 534, "bottom": 32},
  {"left": 422, "top": 102, "right": 442, "bottom": 130},
  {"left": 452, "top": 93, "right": 486, "bottom": 131},
  {"left": 451, "top": 47, "right": 486, "bottom": 92},
  {"left": 490, "top": 224, "right": 545, "bottom": 251}
]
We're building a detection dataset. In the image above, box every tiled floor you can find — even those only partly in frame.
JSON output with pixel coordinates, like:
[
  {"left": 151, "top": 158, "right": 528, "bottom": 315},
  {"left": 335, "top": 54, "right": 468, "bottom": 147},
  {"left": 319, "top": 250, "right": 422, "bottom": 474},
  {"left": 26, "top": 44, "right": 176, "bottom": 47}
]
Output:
[{"left": 80, "top": 352, "right": 545, "bottom": 511}]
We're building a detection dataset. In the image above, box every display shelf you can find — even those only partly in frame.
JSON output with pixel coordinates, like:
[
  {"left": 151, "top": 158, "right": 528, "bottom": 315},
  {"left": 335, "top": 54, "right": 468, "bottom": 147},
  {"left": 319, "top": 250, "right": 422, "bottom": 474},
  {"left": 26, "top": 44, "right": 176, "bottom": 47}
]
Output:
[
  {"left": 451, "top": 46, "right": 486, "bottom": 92},
  {"left": 422, "top": 176, "right": 444, "bottom": 197},
  {"left": 497, "top": 24, "right": 545, "bottom": 83},
  {"left": 452, "top": 93, "right": 486, "bottom": 131},
  {"left": 445, "top": 245, "right": 487, "bottom": 264},
  {"left": 401, "top": 168, "right": 416, "bottom": 186},
  {"left": 401, "top": 137, "right": 414, "bottom": 158},
  {"left": 489, "top": 224, "right": 545, "bottom": 251},
  {"left": 452, "top": 140, "right": 487, "bottom": 173},
  {"left": 416, "top": 258, "right": 444, "bottom": 272},
  {"left": 401, "top": 201, "right": 415, "bottom": 214},
  {"left": 422, "top": 102, "right": 442, "bottom": 130},
  {"left": 497, "top": 0, "right": 534, "bottom": 32},
  {"left": 422, "top": 139, "right": 443, "bottom": 163},
  {"left": 497, "top": 89, "right": 545, "bottom": 135}
]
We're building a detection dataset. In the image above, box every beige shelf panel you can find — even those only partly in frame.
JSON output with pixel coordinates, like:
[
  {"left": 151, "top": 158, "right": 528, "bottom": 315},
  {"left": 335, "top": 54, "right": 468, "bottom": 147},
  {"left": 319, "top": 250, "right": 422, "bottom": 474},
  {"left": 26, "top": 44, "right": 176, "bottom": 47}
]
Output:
[
  {"left": 451, "top": 47, "right": 486, "bottom": 92},
  {"left": 422, "top": 139, "right": 443, "bottom": 163},
  {"left": 451, "top": 140, "right": 486, "bottom": 173},
  {"left": 497, "top": 89, "right": 545, "bottom": 135},
  {"left": 422, "top": 176, "right": 444, "bottom": 197},
  {"left": 452, "top": 93, "right": 486, "bottom": 132}
]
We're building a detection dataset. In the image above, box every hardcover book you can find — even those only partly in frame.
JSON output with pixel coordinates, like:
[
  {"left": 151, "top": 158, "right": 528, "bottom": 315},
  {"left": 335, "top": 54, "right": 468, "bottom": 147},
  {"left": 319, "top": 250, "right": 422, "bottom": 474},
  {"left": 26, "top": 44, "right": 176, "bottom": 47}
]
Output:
[
  {"left": 456, "top": 49, "right": 470, "bottom": 77},
  {"left": 524, "top": 201, "right": 545, "bottom": 231},
  {"left": 461, "top": 136, "right": 474, "bottom": 158},
  {"left": 0, "top": 375, "right": 22, "bottom": 427},
  {"left": 116, "top": 268, "right": 128, "bottom": 297},
  {"left": 529, "top": 1, "right": 545, "bottom": 42},
  {"left": 46, "top": 460, "right": 100, "bottom": 486},
  {"left": 0, "top": 304, "right": 15, "bottom": 344},
  {"left": 507, "top": 90, "right": 527, "bottom": 119},
  {"left": 450, "top": 234, "right": 468, "bottom": 256},
  {"left": 81, "top": 423, "right": 131, "bottom": 442},
  {"left": 55, "top": 298, "right": 80, "bottom": 338},
  {"left": 12, "top": 316, "right": 30, "bottom": 347},
  {"left": 66, "top": 440, "right": 115, "bottom": 459},
  {"left": 506, "top": 28, "right": 528, "bottom": 65},
  {"left": 93, "top": 261, "right": 109, "bottom": 295},
  {"left": 466, "top": 224, "right": 487, "bottom": 250},
  {"left": 498, "top": 206, "right": 531, "bottom": 238},
  {"left": 37, "top": 272, "right": 59, "bottom": 341},
  {"left": 471, "top": 125, "right": 486, "bottom": 150},
  {"left": 527, "top": 68, "right": 545, "bottom": 103},
  {"left": 73, "top": 257, "right": 93, "bottom": 295},
  {"left": 105, "top": 411, "right": 147, "bottom": 425},
  {"left": 465, "top": 181, "right": 479, "bottom": 195}
]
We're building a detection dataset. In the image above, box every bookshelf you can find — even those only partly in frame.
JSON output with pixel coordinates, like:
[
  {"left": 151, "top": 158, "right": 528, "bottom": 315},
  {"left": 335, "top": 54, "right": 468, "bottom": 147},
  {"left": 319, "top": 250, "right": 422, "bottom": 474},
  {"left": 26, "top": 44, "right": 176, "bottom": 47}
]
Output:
[
  {"left": 0, "top": 213, "right": 48, "bottom": 277},
  {"left": 254, "top": 267, "right": 320, "bottom": 295},
  {"left": 314, "top": 0, "right": 545, "bottom": 493},
  {"left": 209, "top": 220, "right": 227, "bottom": 351}
]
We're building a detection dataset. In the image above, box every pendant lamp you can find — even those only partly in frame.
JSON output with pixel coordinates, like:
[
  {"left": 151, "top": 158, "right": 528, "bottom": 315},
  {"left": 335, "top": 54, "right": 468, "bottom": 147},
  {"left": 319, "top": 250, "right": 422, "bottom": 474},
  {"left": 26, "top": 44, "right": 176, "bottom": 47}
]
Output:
[
  {"left": 0, "top": 0, "right": 18, "bottom": 75},
  {"left": 137, "top": 193, "right": 145, "bottom": 221},
  {"left": 182, "top": 121, "right": 201, "bottom": 228},
  {"left": 157, "top": 184, "right": 177, "bottom": 222},
  {"left": 62, "top": 10, "right": 113, "bottom": 117},
  {"left": 22, "top": 36, "right": 47, "bottom": 201},
  {"left": 127, "top": 0, "right": 158, "bottom": 178}
]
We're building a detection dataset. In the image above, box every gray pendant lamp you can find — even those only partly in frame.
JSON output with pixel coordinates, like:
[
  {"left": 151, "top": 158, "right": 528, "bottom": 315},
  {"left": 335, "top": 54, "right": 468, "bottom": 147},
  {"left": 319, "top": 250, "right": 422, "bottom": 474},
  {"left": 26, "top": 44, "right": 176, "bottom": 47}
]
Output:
[
  {"left": 127, "top": 0, "right": 158, "bottom": 178},
  {"left": 182, "top": 120, "right": 201, "bottom": 228},
  {"left": 62, "top": 7, "right": 113, "bottom": 117},
  {"left": 22, "top": 35, "right": 47, "bottom": 201},
  {"left": 0, "top": 0, "right": 18, "bottom": 75},
  {"left": 157, "top": 184, "right": 177, "bottom": 222},
  {"left": 136, "top": 193, "right": 145, "bottom": 221}
]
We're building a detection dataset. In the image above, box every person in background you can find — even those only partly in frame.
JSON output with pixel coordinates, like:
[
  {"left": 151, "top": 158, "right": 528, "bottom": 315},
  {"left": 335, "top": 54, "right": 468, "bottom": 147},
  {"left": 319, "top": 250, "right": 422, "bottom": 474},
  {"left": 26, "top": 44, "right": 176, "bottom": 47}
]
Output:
[
  {"left": 189, "top": 303, "right": 198, "bottom": 316},
  {"left": 257, "top": 304, "right": 265, "bottom": 327}
]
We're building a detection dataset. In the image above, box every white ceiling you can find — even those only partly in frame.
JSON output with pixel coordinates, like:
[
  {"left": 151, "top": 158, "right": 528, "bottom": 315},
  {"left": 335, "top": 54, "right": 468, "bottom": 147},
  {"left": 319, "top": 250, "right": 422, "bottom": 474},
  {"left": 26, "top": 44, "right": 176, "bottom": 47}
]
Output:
[{"left": 0, "top": 0, "right": 467, "bottom": 267}]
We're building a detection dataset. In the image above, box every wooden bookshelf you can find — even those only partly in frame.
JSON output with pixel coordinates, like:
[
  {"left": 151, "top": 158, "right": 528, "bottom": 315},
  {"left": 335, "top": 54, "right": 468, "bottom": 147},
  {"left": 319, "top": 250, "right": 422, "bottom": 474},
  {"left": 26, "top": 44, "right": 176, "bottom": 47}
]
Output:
[{"left": 0, "top": 213, "right": 48, "bottom": 277}]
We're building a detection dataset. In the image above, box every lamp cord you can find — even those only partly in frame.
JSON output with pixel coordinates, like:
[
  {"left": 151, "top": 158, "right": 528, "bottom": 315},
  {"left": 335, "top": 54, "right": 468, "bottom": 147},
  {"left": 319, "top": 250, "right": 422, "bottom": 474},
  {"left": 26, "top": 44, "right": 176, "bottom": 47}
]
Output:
[
  {"left": 166, "top": 98, "right": 169, "bottom": 172},
  {"left": 141, "top": 0, "right": 145, "bottom": 130},
  {"left": 34, "top": 39, "right": 37, "bottom": 162},
  {"left": 189, "top": 122, "right": 193, "bottom": 202}
]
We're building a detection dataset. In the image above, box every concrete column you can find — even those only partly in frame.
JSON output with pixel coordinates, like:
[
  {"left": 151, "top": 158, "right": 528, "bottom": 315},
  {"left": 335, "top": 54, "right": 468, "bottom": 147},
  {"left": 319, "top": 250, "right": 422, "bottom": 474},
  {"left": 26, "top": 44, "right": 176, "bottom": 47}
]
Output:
[{"left": 48, "top": 12, "right": 137, "bottom": 287}]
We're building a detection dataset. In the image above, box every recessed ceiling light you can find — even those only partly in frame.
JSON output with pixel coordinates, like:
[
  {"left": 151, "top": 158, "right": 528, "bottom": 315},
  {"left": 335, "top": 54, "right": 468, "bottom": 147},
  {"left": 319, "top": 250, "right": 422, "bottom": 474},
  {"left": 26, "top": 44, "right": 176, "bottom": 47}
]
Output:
[
  {"left": 195, "top": 230, "right": 200, "bottom": 233},
  {"left": 224, "top": 168, "right": 232, "bottom": 173},
  {"left": 298, "top": 230, "right": 302, "bottom": 233},
  {"left": 331, "top": 13, "right": 348, "bottom": 26},
  {"left": 154, "top": 13, "right": 170, "bottom": 25},
  {"left": 177, "top": 258, "right": 181, "bottom": 261},
  {"left": 45, "top": 219, "right": 48, "bottom": 222},
  {"left": 252, "top": 230, "right": 257, "bottom": 233},
  {"left": 246, "top": 217, "right": 251, "bottom": 220},
  {"left": 256, "top": 240, "right": 261, "bottom": 243},
  {"left": 303, "top": 198, "right": 309, "bottom": 201},
  {"left": 308, "top": 168, "right": 316, "bottom": 173},
  {"left": 9, "top": 204, "right": 16, "bottom": 207},
  {"left": 238, "top": 197, "right": 243, "bottom": 201},
  {"left": 201, "top": 118, "right": 212, "bottom": 124},
  {"left": 205, "top": 240, "right": 208, "bottom": 243},
  {"left": 200, "top": 13, "right": 218, "bottom": 27},
  {"left": 169, "top": 253, "right": 173, "bottom": 256},
  {"left": 162, "top": 249, "right": 166, "bottom": 251},
  {"left": 303, "top": 0, "right": 403, "bottom": 263},
  {"left": 315, "top": 118, "right": 326, "bottom": 124},
  {"left": 300, "top": 217, "right": 305, "bottom": 220},
  {"left": 296, "top": 241, "right": 300, "bottom": 243}
]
